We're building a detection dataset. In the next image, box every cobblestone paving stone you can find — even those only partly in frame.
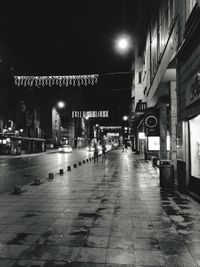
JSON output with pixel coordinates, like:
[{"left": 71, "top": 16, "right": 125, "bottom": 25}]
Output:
[{"left": 0, "top": 150, "right": 200, "bottom": 266}]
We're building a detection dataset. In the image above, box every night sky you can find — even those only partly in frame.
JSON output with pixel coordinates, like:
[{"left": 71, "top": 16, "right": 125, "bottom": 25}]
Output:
[{"left": 0, "top": 0, "right": 151, "bottom": 125}]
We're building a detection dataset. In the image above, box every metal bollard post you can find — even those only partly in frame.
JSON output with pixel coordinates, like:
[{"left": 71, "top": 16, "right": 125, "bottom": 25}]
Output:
[
  {"left": 59, "top": 169, "right": 64, "bottom": 175},
  {"left": 67, "top": 166, "right": 71, "bottom": 171},
  {"left": 48, "top": 173, "right": 54, "bottom": 179}
]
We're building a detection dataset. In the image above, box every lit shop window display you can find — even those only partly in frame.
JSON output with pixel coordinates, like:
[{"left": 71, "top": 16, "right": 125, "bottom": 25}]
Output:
[
  {"left": 147, "top": 136, "right": 170, "bottom": 151},
  {"left": 189, "top": 115, "right": 200, "bottom": 178}
]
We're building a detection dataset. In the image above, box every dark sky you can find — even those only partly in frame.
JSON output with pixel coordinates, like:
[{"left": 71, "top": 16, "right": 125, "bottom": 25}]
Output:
[{"left": 0, "top": 0, "right": 151, "bottom": 124}]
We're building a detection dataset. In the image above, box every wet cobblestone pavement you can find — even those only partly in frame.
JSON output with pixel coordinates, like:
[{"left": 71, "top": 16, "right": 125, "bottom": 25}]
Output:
[{"left": 0, "top": 150, "right": 200, "bottom": 266}]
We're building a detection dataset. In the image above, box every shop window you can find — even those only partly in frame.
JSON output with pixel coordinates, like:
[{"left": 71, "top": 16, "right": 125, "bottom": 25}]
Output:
[{"left": 189, "top": 114, "right": 200, "bottom": 179}]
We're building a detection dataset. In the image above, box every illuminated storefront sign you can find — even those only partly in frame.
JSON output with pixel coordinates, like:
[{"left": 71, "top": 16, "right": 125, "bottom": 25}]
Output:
[
  {"left": 148, "top": 136, "right": 170, "bottom": 151},
  {"left": 72, "top": 111, "right": 109, "bottom": 118},
  {"left": 138, "top": 132, "right": 146, "bottom": 139},
  {"left": 186, "top": 73, "right": 200, "bottom": 106}
]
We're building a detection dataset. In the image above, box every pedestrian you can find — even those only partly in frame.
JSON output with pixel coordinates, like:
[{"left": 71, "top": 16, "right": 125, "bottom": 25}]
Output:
[
  {"left": 122, "top": 144, "right": 125, "bottom": 152},
  {"left": 102, "top": 143, "right": 106, "bottom": 161},
  {"left": 93, "top": 142, "right": 99, "bottom": 163}
]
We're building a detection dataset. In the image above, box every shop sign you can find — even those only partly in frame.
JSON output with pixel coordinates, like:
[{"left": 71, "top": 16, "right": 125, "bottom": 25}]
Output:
[
  {"left": 186, "top": 73, "right": 200, "bottom": 107},
  {"left": 72, "top": 110, "right": 109, "bottom": 118}
]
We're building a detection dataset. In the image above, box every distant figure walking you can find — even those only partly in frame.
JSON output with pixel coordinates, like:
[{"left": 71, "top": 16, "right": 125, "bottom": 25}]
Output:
[
  {"left": 102, "top": 143, "right": 107, "bottom": 161},
  {"left": 93, "top": 142, "right": 99, "bottom": 163}
]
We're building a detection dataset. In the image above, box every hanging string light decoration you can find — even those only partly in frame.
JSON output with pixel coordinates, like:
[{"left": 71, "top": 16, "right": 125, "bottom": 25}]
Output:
[{"left": 14, "top": 74, "right": 99, "bottom": 87}]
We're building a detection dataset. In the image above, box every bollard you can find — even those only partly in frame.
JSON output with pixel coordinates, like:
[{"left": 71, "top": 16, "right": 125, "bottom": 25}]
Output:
[
  {"left": 89, "top": 158, "right": 92, "bottom": 161},
  {"left": 74, "top": 163, "right": 77, "bottom": 168},
  {"left": 86, "top": 159, "right": 89, "bottom": 163},
  {"left": 67, "top": 166, "right": 71, "bottom": 171},
  {"left": 33, "top": 178, "right": 41, "bottom": 185},
  {"left": 13, "top": 186, "right": 22, "bottom": 194},
  {"left": 59, "top": 169, "right": 64, "bottom": 175},
  {"left": 83, "top": 160, "right": 85, "bottom": 164},
  {"left": 48, "top": 173, "right": 54, "bottom": 179},
  {"left": 78, "top": 162, "right": 82, "bottom": 166}
]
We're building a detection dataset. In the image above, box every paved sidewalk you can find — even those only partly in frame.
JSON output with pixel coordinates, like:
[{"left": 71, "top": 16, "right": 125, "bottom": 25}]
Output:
[{"left": 0, "top": 150, "right": 200, "bottom": 266}]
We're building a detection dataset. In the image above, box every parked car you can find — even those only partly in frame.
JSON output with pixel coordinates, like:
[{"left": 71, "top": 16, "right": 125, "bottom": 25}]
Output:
[{"left": 58, "top": 145, "right": 72, "bottom": 153}]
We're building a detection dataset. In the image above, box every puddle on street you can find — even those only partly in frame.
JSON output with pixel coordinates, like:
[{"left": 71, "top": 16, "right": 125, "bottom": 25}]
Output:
[{"left": 7, "top": 233, "right": 29, "bottom": 244}]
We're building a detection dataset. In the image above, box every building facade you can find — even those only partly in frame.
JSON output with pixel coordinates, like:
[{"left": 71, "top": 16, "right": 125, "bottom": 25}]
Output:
[
  {"left": 131, "top": 0, "right": 200, "bottom": 196},
  {"left": 176, "top": 0, "right": 200, "bottom": 195}
]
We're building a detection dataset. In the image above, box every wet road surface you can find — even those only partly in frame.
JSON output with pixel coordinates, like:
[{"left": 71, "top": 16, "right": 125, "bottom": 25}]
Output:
[
  {"left": 0, "top": 148, "right": 94, "bottom": 193},
  {"left": 0, "top": 150, "right": 200, "bottom": 266}
]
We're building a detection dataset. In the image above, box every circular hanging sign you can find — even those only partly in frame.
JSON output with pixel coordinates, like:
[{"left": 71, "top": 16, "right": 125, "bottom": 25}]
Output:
[{"left": 145, "top": 115, "right": 158, "bottom": 128}]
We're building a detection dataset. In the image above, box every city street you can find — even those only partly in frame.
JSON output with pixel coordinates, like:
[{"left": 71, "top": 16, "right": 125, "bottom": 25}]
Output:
[
  {"left": 0, "top": 148, "right": 95, "bottom": 193},
  {"left": 0, "top": 150, "right": 200, "bottom": 266}
]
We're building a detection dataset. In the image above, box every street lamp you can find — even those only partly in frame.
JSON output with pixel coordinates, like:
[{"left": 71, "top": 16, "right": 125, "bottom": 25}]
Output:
[
  {"left": 57, "top": 101, "right": 65, "bottom": 109},
  {"left": 115, "top": 35, "right": 132, "bottom": 54},
  {"left": 123, "top": 115, "right": 128, "bottom": 121}
]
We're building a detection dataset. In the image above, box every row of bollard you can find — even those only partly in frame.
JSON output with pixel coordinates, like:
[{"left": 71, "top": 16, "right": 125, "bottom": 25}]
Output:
[
  {"left": 48, "top": 156, "right": 94, "bottom": 180},
  {"left": 12, "top": 155, "right": 99, "bottom": 195},
  {"left": 13, "top": 156, "right": 95, "bottom": 194}
]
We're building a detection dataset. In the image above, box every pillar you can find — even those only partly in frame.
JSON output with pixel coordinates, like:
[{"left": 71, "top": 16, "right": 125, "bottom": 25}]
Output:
[{"left": 159, "top": 102, "right": 168, "bottom": 159}]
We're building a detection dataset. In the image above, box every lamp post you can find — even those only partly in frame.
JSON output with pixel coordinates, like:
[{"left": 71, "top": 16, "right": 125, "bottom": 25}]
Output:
[{"left": 53, "top": 101, "right": 65, "bottom": 148}]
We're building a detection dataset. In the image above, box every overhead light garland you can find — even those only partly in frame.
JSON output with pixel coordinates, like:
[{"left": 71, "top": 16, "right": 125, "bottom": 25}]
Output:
[{"left": 14, "top": 74, "right": 99, "bottom": 87}]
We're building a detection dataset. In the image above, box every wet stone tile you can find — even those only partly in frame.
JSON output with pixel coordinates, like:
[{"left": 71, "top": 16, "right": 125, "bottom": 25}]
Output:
[
  {"left": 77, "top": 247, "right": 107, "bottom": 263},
  {"left": 66, "top": 226, "right": 89, "bottom": 236},
  {"left": 5, "top": 225, "right": 28, "bottom": 234},
  {"left": 0, "top": 259, "right": 16, "bottom": 267},
  {"left": 73, "top": 263, "right": 105, "bottom": 267},
  {"left": 133, "top": 229, "right": 157, "bottom": 239},
  {"left": 106, "top": 249, "right": 135, "bottom": 265},
  {"left": 89, "top": 228, "right": 110, "bottom": 237},
  {"left": 84, "top": 236, "right": 109, "bottom": 248},
  {"left": 158, "top": 239, "right": 187, "bottom": 254},
  {"left": 7, "top": 233, "right": 40, "bottom": 245},
  {"left": 156, "top": 229, "right": 180, "bottom": 240},
  {"left": 14, "top": 260, "right": 48, "bottom": 266},
  {"left": 0, "top": 244, "right": 30, "bottom": 259},
  {"left": 134, "top": 238, "right": 160, "bottom": 251},
  {"left": 178, "top": 230, "right": 200, "bottom": 241},
  {"left": 135, "top": 250, "right": 165, "bottom": 266},
  {"left": 164, "top": 252, "right": 198, "bottom": 266},
  {"left": 21, "top": 245, "right": 81, "bottom": 261},
  {"left": 37, "top": 234, "right": 85, "bottom": 247},
  {"left": 108, "top": 236, "right": 134, "bottom": 249}
]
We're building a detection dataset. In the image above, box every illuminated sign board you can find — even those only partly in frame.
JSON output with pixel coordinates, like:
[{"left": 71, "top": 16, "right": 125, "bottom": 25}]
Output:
[{"left": 72, "top": 111, "right": 109, "bottom": 118}]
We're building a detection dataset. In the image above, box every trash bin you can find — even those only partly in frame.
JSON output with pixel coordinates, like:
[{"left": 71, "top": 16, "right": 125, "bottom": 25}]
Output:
[{"left": 159, "top": 160, "right": 174, "bottom": 188}]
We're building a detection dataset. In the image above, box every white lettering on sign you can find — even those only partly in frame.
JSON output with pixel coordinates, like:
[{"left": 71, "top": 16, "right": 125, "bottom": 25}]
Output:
[{"left": 71, "top": 111, "right": 109, "bottom": 118}]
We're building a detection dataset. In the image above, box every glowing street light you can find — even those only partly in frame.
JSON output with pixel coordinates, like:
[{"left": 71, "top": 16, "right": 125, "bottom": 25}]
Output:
[
  {"left": 115, "top": 35, "right": 132, "bottom": 54},
  {"left": 123, "top": 115, "right": 128, "bottom": 121},
  {"left": 57, "top": 101, "right": 65, "bottom": 109}
]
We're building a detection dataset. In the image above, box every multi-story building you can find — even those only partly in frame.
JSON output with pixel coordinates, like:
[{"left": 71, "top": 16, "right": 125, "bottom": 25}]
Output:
[
  {"left": 176, "top": 0, "right": 200, "bottom": 196},
  {"left": 131, "top": 0, "right": 200, "bottom": 197},
  {"left": 0, "top": 44, "right": 45, "bottom": 154},
  {"left": 131, "top": 0, "right": 178, "bottom": 163}
]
